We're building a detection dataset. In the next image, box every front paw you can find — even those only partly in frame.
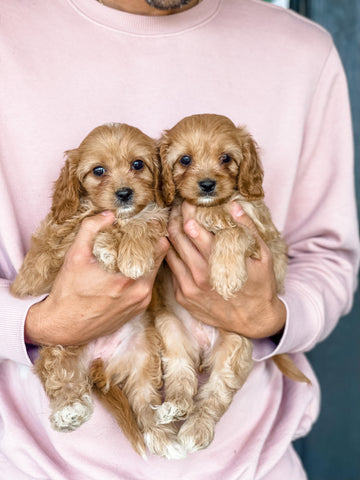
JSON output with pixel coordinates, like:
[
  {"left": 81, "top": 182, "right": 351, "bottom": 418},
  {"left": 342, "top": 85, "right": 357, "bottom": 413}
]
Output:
[
  {"left": 93, "top": 238, "right": 117, "bottom": 272},
  {"left": 117, "top": 252, "right": 154, "bottom": 279},
  {"left": 210, "top": 260, "right": 247, "bottom": 300}
]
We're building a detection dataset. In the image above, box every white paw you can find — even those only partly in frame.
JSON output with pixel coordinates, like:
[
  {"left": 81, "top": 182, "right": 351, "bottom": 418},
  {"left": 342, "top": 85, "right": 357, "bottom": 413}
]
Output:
[
  {"left": 178, "top": 417, "right": 215, "bottom": 454},
  {"left": 154, "top": 401, "right": 190, "bottom": 425},
  {"left": 51, "top": 395, "right": 93, "bottom": 432},
  {"left": 93, "top": 246, "right": 117, "bottom": 269},
  {"left": 118, "top": 258, "right": 154, "bottom": 279},
  {"left": 144, "top": 429, "right": 186, "bottom": 460}
]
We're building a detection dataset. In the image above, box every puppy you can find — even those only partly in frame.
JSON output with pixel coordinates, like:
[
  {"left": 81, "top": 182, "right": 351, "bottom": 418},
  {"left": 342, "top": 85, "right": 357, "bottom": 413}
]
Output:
[
  {"left": 155, "top": 114, "right": 310, "bottom": 456},
  {"left": 11, "top": 123, "right": 181, "bottom": 458}
]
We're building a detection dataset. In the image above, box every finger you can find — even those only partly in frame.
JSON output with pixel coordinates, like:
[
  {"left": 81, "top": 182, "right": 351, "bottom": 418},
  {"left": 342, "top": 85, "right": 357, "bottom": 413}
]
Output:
[
  {"left": 182, "top": 201, "right": 214, "bottom": 260},
  {"left": 154, "top": 237, "right": 170, "bottom": 266},
  {"left": 167, "top": 206, "right": 207, "bottom": 265},
  {"left": 183, "top": 219, "right": 214, "bottom": 260},
  {"left": 142, "top": 237, "right": 170, "bottom": 282},
  {"left": 165, "top": 245, "right": 191, "bottom": 282},
  {"left": 166, "top": 246, "right": 197, "bottom": 301},
  {"left": 229, "top": 203, "right": 259, "bottom": 236},
  {"left": 69, "top": 211, "right": 116, "bottom": 261},
  {"left": 229, "top": 202, "right": 271, "bottom": 262}
]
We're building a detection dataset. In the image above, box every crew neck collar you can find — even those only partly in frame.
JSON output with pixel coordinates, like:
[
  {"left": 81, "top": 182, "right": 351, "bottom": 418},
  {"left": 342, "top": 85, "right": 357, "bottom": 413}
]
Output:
[{"left": 67, "top": 0, "right": 222, "bottom": 37}]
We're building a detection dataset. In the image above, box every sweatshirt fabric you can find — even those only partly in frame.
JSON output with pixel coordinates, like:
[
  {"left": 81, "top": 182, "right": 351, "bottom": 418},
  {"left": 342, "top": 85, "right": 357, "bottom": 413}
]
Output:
[{"left": 0, "top": 0, "right": 359, "bottom": 478}]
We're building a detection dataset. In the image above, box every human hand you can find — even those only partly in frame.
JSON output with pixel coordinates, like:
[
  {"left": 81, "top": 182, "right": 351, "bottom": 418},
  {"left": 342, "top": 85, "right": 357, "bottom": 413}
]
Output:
[
  {"left": 165, "top": 202, "right": 286, "bottom": 339},
  {"left": 25, "top": 212, "right": 169, "bottom": 346}
]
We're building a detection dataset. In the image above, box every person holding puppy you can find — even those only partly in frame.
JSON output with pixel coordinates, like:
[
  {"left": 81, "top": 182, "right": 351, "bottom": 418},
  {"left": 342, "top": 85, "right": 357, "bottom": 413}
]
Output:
[{"left": 0, "top": 0, "right": 359, "bottom": 479}]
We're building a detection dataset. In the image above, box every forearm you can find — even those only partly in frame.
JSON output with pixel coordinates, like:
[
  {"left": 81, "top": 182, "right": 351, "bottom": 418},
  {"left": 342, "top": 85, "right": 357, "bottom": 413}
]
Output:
[{"left": 0, "top": 282, "right": 44, "bottom": 365}]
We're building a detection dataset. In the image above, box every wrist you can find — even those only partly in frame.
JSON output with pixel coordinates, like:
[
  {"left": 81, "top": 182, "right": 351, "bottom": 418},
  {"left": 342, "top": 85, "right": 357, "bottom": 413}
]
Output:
[
  {"left": 232, "top": 296, "right": 286, "bottom": 340},
  {"left": 25, "top": 298, "right": 53, "bottom": 346}
]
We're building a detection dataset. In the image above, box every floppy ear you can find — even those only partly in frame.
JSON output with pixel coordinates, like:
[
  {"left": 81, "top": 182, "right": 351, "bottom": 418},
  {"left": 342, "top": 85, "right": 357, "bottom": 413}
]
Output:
[
  {"left": 51, "top": 149, "right": 81, "bottom": 223},
  {"left": 237, "top": 128, "right": 264, "bottom": 200},
  {"left": 159, "top": 134, "right": 176, "bottom": 206},
  {"left": 152, "top": 153, "right": 165, "bottom": 208}
]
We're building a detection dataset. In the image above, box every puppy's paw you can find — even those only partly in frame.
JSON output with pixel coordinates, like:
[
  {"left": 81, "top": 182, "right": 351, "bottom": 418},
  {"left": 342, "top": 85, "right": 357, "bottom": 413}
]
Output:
[
  {"left": 178, "top": 416, "right": 215, "bottom": 454},
  {"left": 93, "top": 242, "right": 117, "bottom": 271},
  {"left": 154, "top": 399, "right": 193, "bottom": 425},
  {"left": 117, "top": 254, "right": 154, "bottom": 279},
  {"left": 144, "top": 425, "right": 186, "bottom": 460},
  {"left": 50, "top": 395, "right": 93, "bottom": 432},
  {"left": 210, "top": 261, "right": 247, "bottom": 300}
]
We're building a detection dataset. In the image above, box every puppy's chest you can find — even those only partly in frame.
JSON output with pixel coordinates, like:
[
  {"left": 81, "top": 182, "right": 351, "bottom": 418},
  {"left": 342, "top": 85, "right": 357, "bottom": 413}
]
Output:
[{"left": 195, "top": 205, "right": 235, "bottom": 233}]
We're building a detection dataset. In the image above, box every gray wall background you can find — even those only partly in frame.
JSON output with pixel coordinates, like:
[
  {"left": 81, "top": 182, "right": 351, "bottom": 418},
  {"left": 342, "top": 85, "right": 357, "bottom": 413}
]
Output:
[{"left": 289, "top": 1, "right": 360, "bottom": 478}]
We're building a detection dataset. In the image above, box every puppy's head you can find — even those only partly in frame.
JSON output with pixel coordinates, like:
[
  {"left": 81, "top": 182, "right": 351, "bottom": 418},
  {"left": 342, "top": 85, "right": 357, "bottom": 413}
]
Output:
[
  {"left": 51, "top": 123, "right": 162, "bottom": 223},
  {"left": 159, "top": 114, "right": 264, "bottom": 206}
]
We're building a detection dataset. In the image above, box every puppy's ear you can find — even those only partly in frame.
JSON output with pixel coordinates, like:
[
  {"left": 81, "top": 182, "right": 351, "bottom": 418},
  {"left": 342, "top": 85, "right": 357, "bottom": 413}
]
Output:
[
  {"left": 152, "top": 154, "right": 165, "bottom": 208},
  {"left": 51, "top": 149, "right": 81, "bottom": 223},
  {"left": 237, "top": 128, "right": 264, "bottom": 200},
  {"left": 159, "top": 134, "right": 176, "bottom": 206}
]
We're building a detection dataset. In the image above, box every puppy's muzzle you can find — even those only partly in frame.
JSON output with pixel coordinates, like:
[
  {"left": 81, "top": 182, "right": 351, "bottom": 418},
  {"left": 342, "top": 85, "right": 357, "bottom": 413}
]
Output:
[
  {"left": 115, "top": 187, "right": 134, "bottom": 204},
  {"left": 198, "top": 178, "right": 216, "bottom": 195}
]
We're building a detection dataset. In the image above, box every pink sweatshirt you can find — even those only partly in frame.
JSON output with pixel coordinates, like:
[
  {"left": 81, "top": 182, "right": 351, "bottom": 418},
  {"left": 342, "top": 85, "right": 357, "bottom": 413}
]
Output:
[{"left": 0, "top": 0, "right": 359, "bottom": 478}]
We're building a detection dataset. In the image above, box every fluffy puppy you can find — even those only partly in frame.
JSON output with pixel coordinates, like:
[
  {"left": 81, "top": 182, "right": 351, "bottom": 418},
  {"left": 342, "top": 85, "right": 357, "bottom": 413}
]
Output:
[
  {"left": 155, "top": 113, "right": 310, "bottom": 456},
  {"left": 11, "top": 123, "right": 180, "bottom": 458}
]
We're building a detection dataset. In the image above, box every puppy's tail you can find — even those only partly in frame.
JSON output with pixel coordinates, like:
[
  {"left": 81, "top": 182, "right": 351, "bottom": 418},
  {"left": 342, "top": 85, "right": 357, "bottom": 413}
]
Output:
[
  {"left": 90, "top": 358, "right": 147, "bottom": 458},
  {"left": 273, "top": 354, "right": 312, "bottom": 385}
]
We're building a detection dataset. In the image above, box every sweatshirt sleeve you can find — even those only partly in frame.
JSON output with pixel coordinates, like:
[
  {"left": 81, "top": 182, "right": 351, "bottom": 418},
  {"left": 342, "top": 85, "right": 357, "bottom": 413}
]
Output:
[
  {"left": 0, "top": 169, "right": 41, "bottom": 367},
  {"left": 253, "top": 43, "right": 360, "bottom": 361}
]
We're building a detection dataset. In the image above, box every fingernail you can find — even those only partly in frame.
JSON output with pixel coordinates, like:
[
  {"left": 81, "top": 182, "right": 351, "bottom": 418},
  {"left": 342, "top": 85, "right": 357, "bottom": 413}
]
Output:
[
  {"left": 185, "top": 219, "right": 199, "bottom": 238},
  {"left": 100, "top": 210, "right": 113, "bottom": 216},
  {"left": 230, "top": 203, "right": 244, "bottom": 219}
]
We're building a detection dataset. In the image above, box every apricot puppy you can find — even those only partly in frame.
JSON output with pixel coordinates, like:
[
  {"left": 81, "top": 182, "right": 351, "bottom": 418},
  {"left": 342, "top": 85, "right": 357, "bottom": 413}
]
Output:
[
  {"left": 155, "top": 114, "right": 309, "bottom": 456},
  {"left": 11, "top": 123, "right": 180, "bottom": 458}
]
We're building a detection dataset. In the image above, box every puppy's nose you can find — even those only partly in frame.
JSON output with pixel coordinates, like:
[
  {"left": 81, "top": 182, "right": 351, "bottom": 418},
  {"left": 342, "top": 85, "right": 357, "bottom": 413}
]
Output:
[
  {"left": 198, "top": 178, "right": 216, "bottom": 193},
  {"left": 115, "top": 187, "right": 133, "bottom": 203}
]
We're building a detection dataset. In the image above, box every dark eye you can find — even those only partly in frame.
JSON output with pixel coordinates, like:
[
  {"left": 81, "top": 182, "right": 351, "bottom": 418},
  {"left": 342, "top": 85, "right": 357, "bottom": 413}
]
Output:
[
  {"left": 93, "top": 166, "right": 106, "bottom": 176},
  {"left": 220, "top": 154, "right": 232, "bottom": 164},
  {"left": 180, "top": 155, "right": 192, "bottom": 166},
  {"left": 132, "top": 159, "right": 144, "bottom": 170}
]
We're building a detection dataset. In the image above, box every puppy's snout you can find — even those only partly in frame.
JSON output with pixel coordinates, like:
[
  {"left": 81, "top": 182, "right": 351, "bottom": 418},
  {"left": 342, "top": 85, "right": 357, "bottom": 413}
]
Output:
[
  {"left": 116, "top": 187, "right": 134, "bottom": 203},
  {"left": 198, "top": 178, "right": 216, "bottom": 194}
]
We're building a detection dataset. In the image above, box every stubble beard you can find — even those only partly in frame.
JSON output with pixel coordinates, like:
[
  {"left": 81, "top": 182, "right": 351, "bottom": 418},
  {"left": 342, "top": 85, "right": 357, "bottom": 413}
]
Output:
[{"left": 145, "top": 0, "right": 193, "bottom": 10}]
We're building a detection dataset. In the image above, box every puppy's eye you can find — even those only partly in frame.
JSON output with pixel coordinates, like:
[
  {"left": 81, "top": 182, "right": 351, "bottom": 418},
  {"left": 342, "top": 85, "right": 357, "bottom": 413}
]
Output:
[
  {"left": 220, "top": 154, "right": 232, "bottom": 164},
  {"left": 131, "top": 160, "right": 144, "bottom": 171},
  {"left": 93, "top": 166, "right": 106, "bottom": 176},
  {"left": 179, "top": 155, "right": 192, "bottom": 166}
]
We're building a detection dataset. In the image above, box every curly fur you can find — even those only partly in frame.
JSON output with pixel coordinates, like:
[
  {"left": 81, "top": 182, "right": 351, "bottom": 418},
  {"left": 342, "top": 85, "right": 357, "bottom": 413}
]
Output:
[
  {"left": 155, "top": 114, "right": 310, "bottom": 456},
  {"left": 11, "top": 123, "right": 171, "bottom": 457}
]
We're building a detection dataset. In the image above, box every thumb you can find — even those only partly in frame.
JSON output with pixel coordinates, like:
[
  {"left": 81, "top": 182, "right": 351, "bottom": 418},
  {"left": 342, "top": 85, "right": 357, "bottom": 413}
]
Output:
[{"left": 69, "top": 211, "right": 116, "bottom": 261}]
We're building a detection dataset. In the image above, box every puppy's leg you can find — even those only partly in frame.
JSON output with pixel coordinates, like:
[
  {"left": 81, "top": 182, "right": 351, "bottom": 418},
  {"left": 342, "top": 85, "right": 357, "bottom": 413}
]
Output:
[
  {"left": 108, "top": 322, "right": 185, "bottom": 459},
  {"left": 210, "top": 227, "right": 258, "bottom": 299},
  {"left": 178, "top": 331, "right": 253, "bottom": 454},
  {"left": 154, "top": 310, "right": 199, "bottom": 426},
  {"left": 35, "top": 345, "right": 93, "bottom": 432},
  {"left": 93, "top": 230, "right": 119, "bottom": 272},
  {"left": 116, "top": 232, "right": 157, "bottom": 279}
]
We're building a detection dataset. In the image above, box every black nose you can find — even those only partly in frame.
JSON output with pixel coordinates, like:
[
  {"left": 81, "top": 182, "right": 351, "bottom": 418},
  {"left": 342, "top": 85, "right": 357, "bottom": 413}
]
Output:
[
  {"left": 115, "top": 187, "right": 133, "bottom": 203},
  {"left": 198, "top": 178, "right": 216, "bottom": 193}
]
